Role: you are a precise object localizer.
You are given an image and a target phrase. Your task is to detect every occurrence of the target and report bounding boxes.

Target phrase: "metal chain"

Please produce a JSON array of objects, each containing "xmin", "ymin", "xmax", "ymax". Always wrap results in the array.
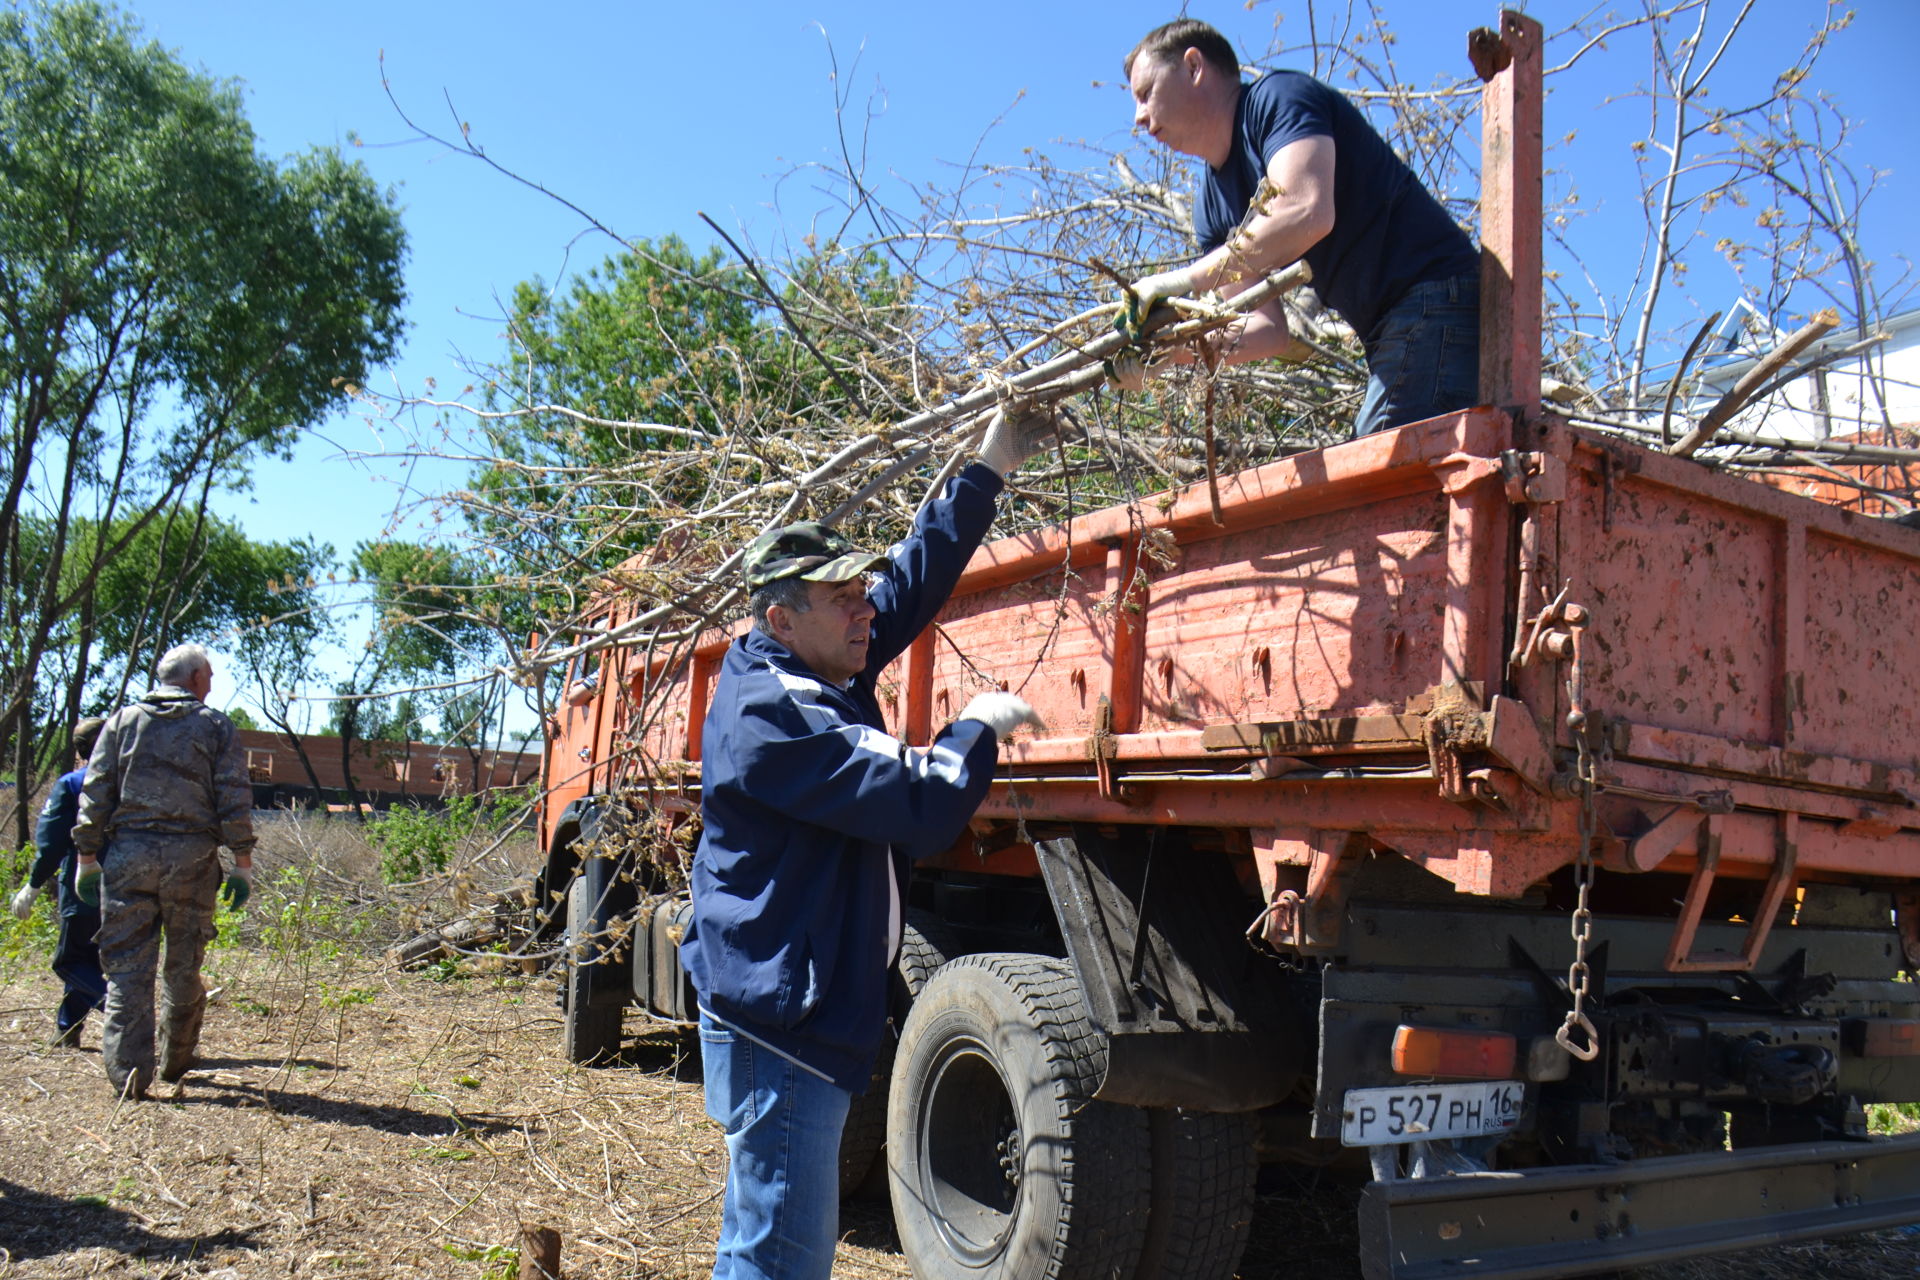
[{"xmin": 1556, "ymin": 608, "xmax": 1602, "ymax": 1062}]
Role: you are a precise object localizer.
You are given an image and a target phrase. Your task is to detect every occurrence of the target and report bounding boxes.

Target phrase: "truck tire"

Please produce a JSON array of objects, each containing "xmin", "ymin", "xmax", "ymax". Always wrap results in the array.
[
  {"xmin": 895, "ymin": 908, "xmax": 961, "ymax": 999},
  {"xmin": 1134, "ymin": 1108, "xmax": 1258, "ymax": 1280},
  {"xmin": 886, "ymin": 953, "xmax": 1151, "ymax": 1280},
  {"xmin": 839, "ymin": 915, "xmax": 954, "ymax": 1199},
  {"xmin": 562, "ymin": 876, "xmax": 622, "ymax": 1066}
]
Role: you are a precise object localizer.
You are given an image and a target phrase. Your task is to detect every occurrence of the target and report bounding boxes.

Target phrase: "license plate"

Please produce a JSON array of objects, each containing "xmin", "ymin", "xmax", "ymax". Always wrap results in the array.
[{"xmin": 1340, "ymin": 1081, "xmax": 1525, "ymax": 1147}]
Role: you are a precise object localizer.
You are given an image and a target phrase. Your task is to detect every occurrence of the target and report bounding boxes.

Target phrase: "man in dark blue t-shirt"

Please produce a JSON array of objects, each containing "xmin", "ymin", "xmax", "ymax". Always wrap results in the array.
[{"xmin": 1122, "ymin": 18, "xmax": 1482, "ymax": 436}]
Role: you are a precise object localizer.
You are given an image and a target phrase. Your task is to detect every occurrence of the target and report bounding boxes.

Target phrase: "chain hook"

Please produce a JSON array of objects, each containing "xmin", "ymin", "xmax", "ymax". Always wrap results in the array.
[{"xmin": 1556, "ymin": 601, "xmax": 1604, "ymax": 1063}]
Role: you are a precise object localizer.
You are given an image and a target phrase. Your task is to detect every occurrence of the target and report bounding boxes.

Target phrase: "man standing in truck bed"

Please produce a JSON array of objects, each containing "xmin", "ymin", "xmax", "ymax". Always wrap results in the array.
[
  {"xmin": 1122, "ymin": 17, "xmax": 1481, "ymax": 435},
  {"xmin": 681, "ymin": 409, "xmax": 1051, "ymax": 1280}
]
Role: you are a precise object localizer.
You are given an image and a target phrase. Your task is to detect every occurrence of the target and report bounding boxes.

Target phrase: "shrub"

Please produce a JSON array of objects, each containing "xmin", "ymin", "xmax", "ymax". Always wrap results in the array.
[
  {"xmin": 260, "ymin": 865, "xmax": 368, "ymax": 962},
  {"xmin": 0, "ymin": 845, "xmax": 58, "ymax": 970},
  {"xmin": 367, "ymin": 786, "xmax": 535, "ymax": 885},
  {"xmin": 368, "ymin": 804, "xmax": 463, "ymax": 884}
]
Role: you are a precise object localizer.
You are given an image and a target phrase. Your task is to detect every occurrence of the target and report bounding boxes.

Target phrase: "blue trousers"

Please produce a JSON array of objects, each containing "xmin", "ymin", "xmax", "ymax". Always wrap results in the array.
[
  {"xmin": 699, "ymin": 1010, "xmax": 851, "ymax": 1280},
  {"xmin": 53, "ymin": 902, "xmax": 107, "ymax": 1031},
  {"xmin": 1354, "ymin": 273, "xmax": 1482, "ymax": 437}
]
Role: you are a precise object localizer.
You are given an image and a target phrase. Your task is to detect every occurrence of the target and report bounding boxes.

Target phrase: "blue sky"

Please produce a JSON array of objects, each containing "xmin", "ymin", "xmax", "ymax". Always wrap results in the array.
[{"xmin": 108, "ymin": 0, "xmax": 1916, "ymax": 727}]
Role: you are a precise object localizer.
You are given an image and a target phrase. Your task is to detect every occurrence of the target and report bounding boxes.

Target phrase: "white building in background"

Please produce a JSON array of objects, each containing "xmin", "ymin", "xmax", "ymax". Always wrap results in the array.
[{"xmin": 1687, "ymin": 305, "xmax": 1920, "ymax": 443}]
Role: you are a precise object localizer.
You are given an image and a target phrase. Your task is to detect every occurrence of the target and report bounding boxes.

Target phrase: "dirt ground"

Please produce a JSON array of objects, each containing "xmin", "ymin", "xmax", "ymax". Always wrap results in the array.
[
  {"xmin": 2, "ymin": 822, "xmax": 1917, "ymax": 1279},
  {"xmin": 8, "ymin": 969, "xmax": 1918, "ymax": 1280}
]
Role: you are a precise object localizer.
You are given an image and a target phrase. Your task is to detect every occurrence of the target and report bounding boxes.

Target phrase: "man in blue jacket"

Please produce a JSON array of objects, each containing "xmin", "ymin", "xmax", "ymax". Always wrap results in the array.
[
  {"xmin": 682, "ymin": 408, "xmax": 1052, "ymax": 1280},
  {"xmin": 10, "ymin": 716, "xmax": 108, "ymax": 1047}
]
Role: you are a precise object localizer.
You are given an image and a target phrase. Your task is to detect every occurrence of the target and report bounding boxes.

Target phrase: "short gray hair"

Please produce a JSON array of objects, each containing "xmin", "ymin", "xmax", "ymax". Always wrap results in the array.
[
  {"xmin": 750, "ymin": 576, "xmax": 814, "ymax": 635},
  {"xmin": 155, "ymin": 642, "xmax": 212, "ymax": 686}
]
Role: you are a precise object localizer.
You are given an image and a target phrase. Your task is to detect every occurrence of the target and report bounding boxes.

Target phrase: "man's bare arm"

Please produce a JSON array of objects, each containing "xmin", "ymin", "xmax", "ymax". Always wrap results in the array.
[
  {"xmin": 1126, "ymin": 135, "xmax": 1334, "ymax": 368},
  {"xmin": 1205, "ymin": 134, "xmax": 1336, "ymax": 292},
  {"xmin": 1128, "ymin": 135, "xmax": 1336, "ymax": 312}
]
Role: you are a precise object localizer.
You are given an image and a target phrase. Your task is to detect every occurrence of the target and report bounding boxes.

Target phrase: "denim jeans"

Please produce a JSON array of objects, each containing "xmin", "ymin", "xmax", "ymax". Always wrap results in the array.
[
  {"xmin": 1353, "ymin": 273, "xmax": 1481, "ymax": 437},
  {"xmin": 700, "ymin": 1010, "xmax": 851, "ymax": 1280}
]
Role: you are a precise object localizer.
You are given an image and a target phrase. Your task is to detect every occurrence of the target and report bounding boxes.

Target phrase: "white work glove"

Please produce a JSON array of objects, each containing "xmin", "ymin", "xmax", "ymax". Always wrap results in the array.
[
  {"xmin": 976, "ymin": 406, "xmax": 1059, "ymax": 475},
  {"xmin": 1105, "ymin": 348, "xmax": 1154, "ymax": 393},
  {"xmin": 1117, "ymin": 265, "xmax": 1202, "ymax": 340},
  {"xmin": 222, "ymin": 861, "xmax": 254, "ymax": 911},
  {"xmin": 74, "ymin": 857, "xmax": 101, "ymax": 906},
  {"xmin": 957, "ymin": 692, "xmax": 1047, "ymax": 742},
  {"xmin": 10, "ymin": 881, "xmax": 40, "ymax": 920}
]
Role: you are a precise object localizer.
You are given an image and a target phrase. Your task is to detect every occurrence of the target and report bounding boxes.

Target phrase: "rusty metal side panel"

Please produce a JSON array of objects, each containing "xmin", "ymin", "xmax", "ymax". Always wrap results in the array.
[
  {"xmin": 1800, "ymin": 528, "xmax": 1920, "ymax": 769},
  {"xmin": 633, "ymin": 652, "xmax": 701, "ymax": 778},
  {"xmin": 1137, "ymin": 492, "xmax": 1453, "ymax": 729},
  {"xmin": 1567, "ymin": 460, "xmax": 1779, "ymax": 744},
  {"xmin": 916, "ymin": 554, "xmax": 1123, "ymax": 737},
  {"xmin": 907, "ymin": 482, "xmax": 1461, "ymax": 739},
  {"xmin": 1562, "ymin": 423, "xmax": 1920, "ymax": 780}
]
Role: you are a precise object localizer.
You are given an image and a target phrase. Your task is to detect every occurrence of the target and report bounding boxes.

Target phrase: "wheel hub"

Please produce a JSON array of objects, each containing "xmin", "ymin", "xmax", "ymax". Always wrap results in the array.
[{"xmin": 920, "ymin": 1038, "xmax": 1021, "ymax": 1265}]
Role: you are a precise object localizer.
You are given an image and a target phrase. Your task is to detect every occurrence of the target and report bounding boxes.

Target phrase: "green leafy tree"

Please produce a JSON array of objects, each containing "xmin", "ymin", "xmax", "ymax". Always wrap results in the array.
[
  {"xmin": 467, "ymin": 236, "xmax": 765, "ymax": 576},
  {"xmin": 327, "ymin": 540, "xmax": 491, "ymax": 815},
  {"xmin": 460, "ymin": 236, "xmax": 920, "ymax": 659},
  {"xmin": 0, "ymin": 0, "xmax": 406, "ymax": 841},
  {"xmin": 225, "ymin": 533, "xmax": 339, "ymax": 805},
  {"xmin": 20, "ymin": 507, "xmax": 333, "ymax": 758}
]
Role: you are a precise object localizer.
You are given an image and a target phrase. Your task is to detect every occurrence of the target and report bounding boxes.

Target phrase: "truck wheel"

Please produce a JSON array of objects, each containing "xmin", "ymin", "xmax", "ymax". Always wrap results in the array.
[
  {"xmin": 839, "ymin": 915, "xmax": 953, "ymax": 1199},
  {"xmin": 894, "ymin": 908, "xmax": 961, "ymax": 1001},
  {"xmin": 887, "ymin": 953, "xmax": 1150, "ymax": 1280},
  {"xmin": 1134, "ymin": 1108, "xmax": 1258, "ymax": 1280},
  {"xmin": 562, "ymin": 876, "xmax": 622, "ymax": 1066}
]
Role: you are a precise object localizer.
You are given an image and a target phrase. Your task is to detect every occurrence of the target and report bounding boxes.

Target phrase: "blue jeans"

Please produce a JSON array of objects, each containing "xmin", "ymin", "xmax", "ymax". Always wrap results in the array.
[
  {"xmin": 700, "ymin": 1010, "xmax": 851, "ymax": 1280},
  {"xmin": 1353, "ymin": 273, "xmax": 1481, "ymax": 437}
]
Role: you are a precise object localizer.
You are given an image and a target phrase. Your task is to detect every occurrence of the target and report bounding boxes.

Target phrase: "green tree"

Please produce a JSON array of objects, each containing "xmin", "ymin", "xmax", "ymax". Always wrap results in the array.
[
  {"xmin": 327, "ymin": 540, "xmax": 491, "ymax": 815},
  {"xmin": 225, "ymin": 533, "xmax": 339, "ymax": 806},
  {"xmin": 461, "ymin": 237, "xmax": 917, "ymax": 642},
  {"xmin": 467, "ymin": 237, "xmax": 764, "ymax": 576},
  {"xmin": 19, "ymin": 507, "xmax": 334, "ymax": 756},
  {"xmin": 0, "ymin": 1, "xmax": 407, "ymax": 841}
]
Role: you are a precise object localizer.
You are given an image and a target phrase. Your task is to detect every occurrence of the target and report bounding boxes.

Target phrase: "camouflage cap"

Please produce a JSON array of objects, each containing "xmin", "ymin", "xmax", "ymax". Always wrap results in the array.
[{"xmin": 743, "ymin": 521, "xmax": 887, "ymax": 591}]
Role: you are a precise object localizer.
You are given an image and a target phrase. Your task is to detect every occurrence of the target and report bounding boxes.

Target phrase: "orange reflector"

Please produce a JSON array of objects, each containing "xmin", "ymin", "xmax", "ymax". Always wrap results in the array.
[
  {"xmin": 1392, "ymin": 1025, "xmax": 1518, "ymax": 1080},
  {"xmin": 1846, "ymin": 1019, "xmax": 1920, "ymax": 1058}
]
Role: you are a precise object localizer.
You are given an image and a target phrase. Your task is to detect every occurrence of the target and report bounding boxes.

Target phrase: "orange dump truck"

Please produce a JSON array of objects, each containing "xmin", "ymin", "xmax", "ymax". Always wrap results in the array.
[{"xmin": 532, "ymin": 16, "xmax": 1920, "ymax": 1280}]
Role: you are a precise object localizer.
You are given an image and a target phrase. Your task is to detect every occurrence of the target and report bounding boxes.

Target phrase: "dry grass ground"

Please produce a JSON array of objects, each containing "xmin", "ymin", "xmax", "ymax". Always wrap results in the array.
[{"xmin": 2, "ymin": 815, "xmax": 1916, "ymax": 1279}]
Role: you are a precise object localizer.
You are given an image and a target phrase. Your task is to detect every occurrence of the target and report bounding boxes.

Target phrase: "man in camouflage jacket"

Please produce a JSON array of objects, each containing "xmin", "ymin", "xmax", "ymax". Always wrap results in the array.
[{"xmin": 71, "ymin": 643, "xmax": 255, "ymax": 1098}]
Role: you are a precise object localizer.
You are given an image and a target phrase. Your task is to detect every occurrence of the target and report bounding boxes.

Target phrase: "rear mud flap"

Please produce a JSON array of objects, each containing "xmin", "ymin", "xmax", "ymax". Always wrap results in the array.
[
  {"xmin": 1035, "ymin": 828, "xmax": 1301, "ymax": 1111},
  {"xmin": 1359, "ymin": 1134, "xmax": 1920, "ymax": 1280}
]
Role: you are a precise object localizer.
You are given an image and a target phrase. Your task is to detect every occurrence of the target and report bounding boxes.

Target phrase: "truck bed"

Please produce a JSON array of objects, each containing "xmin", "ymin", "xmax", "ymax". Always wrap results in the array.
[{"xmin": 603, "ymin": 409, "xmax": 1920, "ymax": 924}]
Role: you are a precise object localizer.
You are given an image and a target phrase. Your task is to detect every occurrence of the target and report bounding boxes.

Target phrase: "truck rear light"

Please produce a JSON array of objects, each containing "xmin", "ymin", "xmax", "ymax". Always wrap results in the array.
[
  {"xmin": 1844, "ymin": 1018, "xmax": 1920, "ymax": 1058},
  {"xmin": 1392, "ymin": 1025, "xmax": 1518, "ymax": 1080}
]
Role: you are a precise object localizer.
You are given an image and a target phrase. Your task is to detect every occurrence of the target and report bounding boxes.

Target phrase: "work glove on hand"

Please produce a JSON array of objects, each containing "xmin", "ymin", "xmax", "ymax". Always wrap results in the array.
[
  {"xmin": 976, "ymin": 405, "xmax": 1059, "ymax": 474},
  {"xmin": 74, "ymin": 858, "xmax": 101, "ymax": 907},
  {"xmin": 957, "ymin": 691, "xmax": 1047, "ymax": 742},
  {"xmin": 10, "ymin": 881, "xmax": 40, "ymax": 920},
  {"xmin": 221, "ymin": 863, "xmax": 254, "ymax": 911},
  {"xmin": 1115, "ymin": 265, "xmax": 1201, "ymax": 342},
  {"xmin": 1104, "ymin": 348, "xmax": 1152, "ymax": 394}
]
